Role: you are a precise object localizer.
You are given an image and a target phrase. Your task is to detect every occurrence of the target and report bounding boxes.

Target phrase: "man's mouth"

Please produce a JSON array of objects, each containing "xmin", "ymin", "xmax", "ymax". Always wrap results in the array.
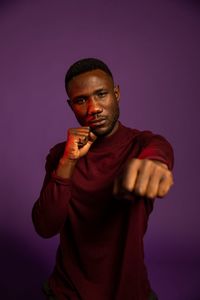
[{"xmin": 88, "ymin": 118, "xmax": 106, "ymax": 127}]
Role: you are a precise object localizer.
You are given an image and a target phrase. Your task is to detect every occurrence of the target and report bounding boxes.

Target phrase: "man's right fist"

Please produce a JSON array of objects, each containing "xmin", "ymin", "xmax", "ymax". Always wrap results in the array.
[{"xmin": 63, "ymin": 127, "xmax": 97, "ymax": 160}]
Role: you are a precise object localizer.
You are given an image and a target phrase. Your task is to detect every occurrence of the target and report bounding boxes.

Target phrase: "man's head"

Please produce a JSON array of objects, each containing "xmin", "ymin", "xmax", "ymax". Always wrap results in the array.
[
  {"xmin": 65, "ymin": 58, "xmax": 113, "ymax": 94},
  {"xmin": 65, "ymin": 58, "xmax": 120, "ymax": 137}
]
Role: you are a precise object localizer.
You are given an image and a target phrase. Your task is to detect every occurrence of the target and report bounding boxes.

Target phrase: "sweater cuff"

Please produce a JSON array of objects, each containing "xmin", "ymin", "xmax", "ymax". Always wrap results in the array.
[
  {"xmin": 51, "ymin": 171, "xmax": 72, "ymax": 185},
  {"xmin": 138, "ymin": 148, "xmax": 173, "ymax": 170}
]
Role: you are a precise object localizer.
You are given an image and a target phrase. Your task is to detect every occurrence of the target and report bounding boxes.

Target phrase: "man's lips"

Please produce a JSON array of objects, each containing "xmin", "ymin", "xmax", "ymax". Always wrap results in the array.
[{"xmin": 88, "ymin": 118, "xmax": 106, "ymax": 127}]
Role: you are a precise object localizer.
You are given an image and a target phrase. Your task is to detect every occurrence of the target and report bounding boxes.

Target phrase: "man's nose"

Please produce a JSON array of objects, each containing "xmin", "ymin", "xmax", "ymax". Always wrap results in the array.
[{"xmin": 87, "ymin": 97, "xmax": 103, "ymax": 115}]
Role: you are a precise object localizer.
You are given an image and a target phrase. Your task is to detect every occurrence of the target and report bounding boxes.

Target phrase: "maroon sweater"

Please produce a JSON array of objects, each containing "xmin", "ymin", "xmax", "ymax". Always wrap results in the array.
[{"xmin": 32, "ymin": 123, "xmax": 174, "ymax": 300}]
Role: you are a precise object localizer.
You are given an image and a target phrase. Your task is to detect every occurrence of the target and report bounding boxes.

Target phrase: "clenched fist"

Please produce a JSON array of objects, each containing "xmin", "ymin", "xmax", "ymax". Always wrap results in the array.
[
  {"xmin": 63, "ymin": 127, "xmax": 97, "ymax": 160},
  {"xmin": 113, "ymin": 158, "xmax": 174, "ymax": 199},
  {"xmin": 55, "ymin": 127, "xmax": 96, "ymax": 179}
]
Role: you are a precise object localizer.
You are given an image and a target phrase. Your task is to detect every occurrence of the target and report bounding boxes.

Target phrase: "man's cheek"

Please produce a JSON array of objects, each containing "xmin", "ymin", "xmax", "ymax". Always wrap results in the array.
[{"xmin": 75, "ymin": 114, "xmax": 86, "ymax": 125}]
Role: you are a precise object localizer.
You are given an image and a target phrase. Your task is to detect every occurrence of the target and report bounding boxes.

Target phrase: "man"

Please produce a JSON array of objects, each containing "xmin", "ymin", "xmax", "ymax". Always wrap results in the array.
[{"xmin": 32, "ymin": 58, "xmax": 174, "ymax": 300}]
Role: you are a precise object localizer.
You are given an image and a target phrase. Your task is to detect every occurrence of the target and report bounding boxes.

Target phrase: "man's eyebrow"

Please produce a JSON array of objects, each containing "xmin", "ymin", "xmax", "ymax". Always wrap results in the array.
[
  {"xmin": 72, "ymin": 88, "xmax": 108, "ymax": 101},
  {"xmin": 73, "ymin": 94, "xmax": 87, "ymax": 100},
  {"xmin": 94, "ymin": 88, "xmax": 108, "ymax": 93}
]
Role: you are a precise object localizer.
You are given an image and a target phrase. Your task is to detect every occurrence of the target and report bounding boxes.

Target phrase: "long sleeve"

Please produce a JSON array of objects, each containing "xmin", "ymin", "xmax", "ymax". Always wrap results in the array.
[
  {"xmin": 137, "ymin": 131, "xmax": 174, "ymax": 170},
  {"xmin": 32, "ymin": 143, "xmax": 72, "ymax": 238},
  {"xmin": 32, "ymin": 124, "xmax": 174, "ymax": 300}
]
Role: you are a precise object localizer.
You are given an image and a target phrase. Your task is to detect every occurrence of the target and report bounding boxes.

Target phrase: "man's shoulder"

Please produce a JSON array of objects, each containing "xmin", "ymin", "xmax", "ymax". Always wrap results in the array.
[
  {"xmin": 121, "ymin": 123, "xmax": 171, "ymax": 150},
  {"xmin": 49, "ymin": 141, "xmax": 66, "ymax": 157},
  {"xmin": 43, "ymin": 141, "xmax": 66, "ymax": 170},
  {"xmin": 50, "ymin": 141, "xmax": 66, "ymax": 152},
  {"xmin": 46, "ymin": 141, "xmax": 66, "ymax": 163},
  {"xmin": 120, "ymin": 123, "xmax": 153, "ymax": 140}
]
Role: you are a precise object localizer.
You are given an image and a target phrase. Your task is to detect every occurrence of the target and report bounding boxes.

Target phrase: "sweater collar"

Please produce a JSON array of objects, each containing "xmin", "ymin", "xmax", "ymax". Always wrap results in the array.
[{"xmin": 89, "ymin": 121, "xmax": 128, "ymax": 152}]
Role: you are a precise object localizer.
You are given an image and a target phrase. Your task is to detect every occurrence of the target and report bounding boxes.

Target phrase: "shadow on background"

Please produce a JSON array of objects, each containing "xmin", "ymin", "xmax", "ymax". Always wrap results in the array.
[
  {"xmin": 1, "ymin": 231, "xmax": 47, "ymax": 300},
  {"xmin": 0, "ymin": 0, "xmax": 17, "ymax": 6},
  {"xmin": 0, "ymin": 0, "xmax": 17, "ymax": 9},
  {"xmin": 173, "ymin": 0, "xmax": 200, "ymax": 10},
  {"xmin": 153, "ymin": 261, "xmax": 200, "ymax": 300},
  {"xmin": 2, "ymin": 230, "xmax": 200, "ymax": 300}
]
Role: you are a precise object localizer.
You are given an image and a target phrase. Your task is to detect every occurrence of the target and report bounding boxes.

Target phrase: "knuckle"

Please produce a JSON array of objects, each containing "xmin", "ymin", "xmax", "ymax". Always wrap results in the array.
[
  {"xmin": 133, "ymin": 158, "xmax": 143, "ymax": 167},
  {"xmin": 135, "ymin": 186, "xmax": 146, "ymax": 196},
  {"xmin": 144, "ymin": 159, "xmax": 153, "ymax": 167},
  {"xmin": 126, "ymin": 158, "xmax": 138, "ymax": 170},
  {"xmin": 147, "ymin": 191, "xmax": 156, "ymax": 198},
  {"xmin": 158, "ymin": 189, "xmax": 166, "ymax": 197},
  {"xmin": 142, "ymin": 159, "xmax": 154, "ymax": 173},
  {"xmin": 147, "ymin": 185, "xmax": 157, "ymax": 198},
  {"xmin": 163, "ymin": 171, "xmax": 173, "ymax": 184},
  {"xmin": 122, "ymin": 181, "xmax": 132, "ymax": 192}
]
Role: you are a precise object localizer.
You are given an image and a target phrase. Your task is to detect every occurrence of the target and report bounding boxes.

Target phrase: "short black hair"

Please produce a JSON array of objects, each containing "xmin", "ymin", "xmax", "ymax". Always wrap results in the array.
[{"xmin": 65, "ymin": 58, "xmax": 113, "ymax": 93}]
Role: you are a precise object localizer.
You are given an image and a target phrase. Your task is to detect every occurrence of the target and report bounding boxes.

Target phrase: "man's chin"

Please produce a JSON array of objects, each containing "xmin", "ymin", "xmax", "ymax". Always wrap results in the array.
[{"xmin": 90, "ymin": 124, "xmax": 115, "ymax": 137}]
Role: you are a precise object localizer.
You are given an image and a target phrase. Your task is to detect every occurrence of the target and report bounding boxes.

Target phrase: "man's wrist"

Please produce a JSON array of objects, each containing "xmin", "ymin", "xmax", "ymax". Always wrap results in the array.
[
  {"xmin": 55, "ymin": 157, "xmax": 77, "ymax": 179},
  {"xmin": 59, "ymin": 156, "xmax": 78, "ymax": 166}
]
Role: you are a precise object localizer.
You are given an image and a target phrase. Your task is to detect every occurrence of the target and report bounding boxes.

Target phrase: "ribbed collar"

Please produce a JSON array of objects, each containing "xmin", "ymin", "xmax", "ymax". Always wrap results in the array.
[{"xmin": 89, "ymin": 121, "xmax": 131, "ymax": 152}]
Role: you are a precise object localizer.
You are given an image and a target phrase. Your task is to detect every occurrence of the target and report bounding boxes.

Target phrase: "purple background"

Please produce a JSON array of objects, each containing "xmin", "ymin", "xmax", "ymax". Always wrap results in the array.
[{"xmin": 1, "ymin": 0, "xmax": 200, "ymax": 299}]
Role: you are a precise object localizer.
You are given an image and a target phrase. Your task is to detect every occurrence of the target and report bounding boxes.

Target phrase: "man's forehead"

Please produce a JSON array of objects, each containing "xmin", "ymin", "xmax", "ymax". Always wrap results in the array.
[{"xmin": 68, "ymin": 69, "xmax": 113, "ymax": 95}]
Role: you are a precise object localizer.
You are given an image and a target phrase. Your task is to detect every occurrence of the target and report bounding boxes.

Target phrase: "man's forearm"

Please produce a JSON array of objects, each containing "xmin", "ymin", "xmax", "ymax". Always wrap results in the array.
[
  {"xmin": 32, "ymin": 177, "xmax": 72, "ymax": 238},
  {"xmin": 55, "ymin": 157, "xmax": 77, "ymax": 179}
]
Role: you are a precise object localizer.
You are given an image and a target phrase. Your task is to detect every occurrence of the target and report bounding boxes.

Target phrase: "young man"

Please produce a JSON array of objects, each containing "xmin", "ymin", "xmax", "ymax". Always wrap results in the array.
[{"xmin": 32, "ymin": 58, "xmax": 174, "ymax": 300}]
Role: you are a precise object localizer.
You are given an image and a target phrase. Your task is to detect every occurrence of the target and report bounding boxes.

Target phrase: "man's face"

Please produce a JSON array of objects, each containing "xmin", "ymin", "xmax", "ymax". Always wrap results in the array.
[{"xmin": 67, "ymin": 69, "xmax": 120, "ymax": 137}]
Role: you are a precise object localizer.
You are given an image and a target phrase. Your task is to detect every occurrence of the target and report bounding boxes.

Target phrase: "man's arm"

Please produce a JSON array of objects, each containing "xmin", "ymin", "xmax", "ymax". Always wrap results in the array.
[
  {"xmin": 32, "ymin": 148, "xmax": 73, "ymax": 238},
  {"xmin": 113, "ymin": 132, "xmax": 174, "ymax": 200},
  {"xmin": 32, "ymin": 127, "xmax": 96, "ymax": 238}
]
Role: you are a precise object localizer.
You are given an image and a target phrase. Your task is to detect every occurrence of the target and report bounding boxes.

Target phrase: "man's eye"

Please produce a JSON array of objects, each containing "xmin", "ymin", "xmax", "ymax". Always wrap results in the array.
[
  {"xmin": 74, "ymin": 98, "xmax": 86, "ymax": 105},
  {"xmin": 97, "ymin": 91, "xmax": 107, "ymax": 98}
]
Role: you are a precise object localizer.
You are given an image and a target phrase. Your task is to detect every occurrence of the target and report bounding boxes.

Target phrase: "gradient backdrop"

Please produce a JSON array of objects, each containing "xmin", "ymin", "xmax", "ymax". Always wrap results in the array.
[{"xmin": 1, "ymin": 0, "xmax": 200, "ymax": 299}]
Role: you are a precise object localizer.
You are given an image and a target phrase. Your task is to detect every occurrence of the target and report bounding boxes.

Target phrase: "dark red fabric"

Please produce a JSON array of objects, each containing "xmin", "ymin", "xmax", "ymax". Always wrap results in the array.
[{"xmin": 32, "ymin": 123, "xmax": 173, "ymax": 300}]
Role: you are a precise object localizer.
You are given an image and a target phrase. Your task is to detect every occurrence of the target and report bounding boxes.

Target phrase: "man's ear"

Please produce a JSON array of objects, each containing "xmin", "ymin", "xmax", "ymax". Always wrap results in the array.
[{"xmin": 114, "ymin": 85, "xmax": 120, "ymax": 102}]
